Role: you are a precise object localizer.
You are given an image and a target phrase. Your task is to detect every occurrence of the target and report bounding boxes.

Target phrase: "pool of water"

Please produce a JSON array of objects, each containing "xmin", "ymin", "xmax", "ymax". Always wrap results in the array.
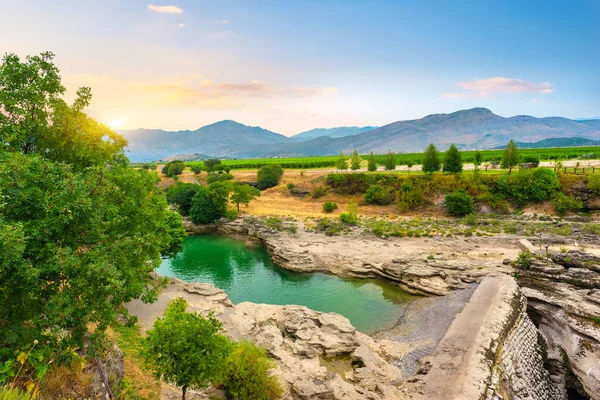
[{"xmin": 157, "ymin": 235, "xmax": 415, "ymax": 333}]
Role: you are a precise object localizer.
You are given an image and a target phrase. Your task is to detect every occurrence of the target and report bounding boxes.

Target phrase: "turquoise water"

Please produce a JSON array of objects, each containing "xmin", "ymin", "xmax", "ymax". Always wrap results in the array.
[{"xmin": 157, "ymin": 235, "xmax": 415, "ymax": 333}]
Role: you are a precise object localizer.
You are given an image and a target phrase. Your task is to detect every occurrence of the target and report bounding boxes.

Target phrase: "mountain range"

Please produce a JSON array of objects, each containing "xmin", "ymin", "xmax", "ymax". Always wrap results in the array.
[{"xmin": 119, "ymin": 108, "xmax": 600, "ymax": 162}]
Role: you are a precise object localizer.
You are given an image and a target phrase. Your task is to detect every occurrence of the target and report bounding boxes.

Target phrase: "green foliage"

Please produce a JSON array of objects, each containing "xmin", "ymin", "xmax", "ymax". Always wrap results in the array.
[
  {"xmin": 212, "ymin": 163, "xmax": 231, "ymax": 173},
  {"xmin": 521, "ymin": 155, "xmax": 540, "ymax": 167},
  {"xmin": 230, "ymin": 183, "xmax": 260, "ymax": 211},
  {"xmin": 256, "ymin": 164, "xmax": 283, "ymax": 190},
  {"xmin": 367, "ymin": 152, "xmax": 377, "ymax": 172},
  {"xmin": 397, "ymin": 186, "xmax": 423, "ymax": 211},
  {"xmin": 474, "ymin": 151, "xmax": 482, "ymax": 167},
  {"xmin": 383, "ymin": 150, "xmax": 396, "ymax": 171},
  {"xmin": 322, "ymin": 201, "xmax": 338, "ymax": 213},
  {"xmin": 551, "ymin": 193, "xmax": 583, "ymax": 215},
  {"xmin": 515, "ymin": 250, "xmax": 533, "ymax": 270},
  {"xmin": 263, "ymin": 217, "xmax": 297, "ymax": 233},
  {"xmin": 498, "ymin": 168, "xmax": 560, "ymax": 203},
  {"xmin": 166, "ymin": 183, "xmax": 202, "ymax": 216},
  {"xmin": 444, "ymin": 190, "xmax": 475, "ymax": 216},
  {"xmin": 190, "ymin": 182, "xmax": 231, "ymax": 224},
  {"xmin": 206, "ymin": 172, "xmax": 233, "ymax": 184},
  {"xmin": 163, "ymin": 160, "xmax": 185, "ymax": 177},
  {"xmin": 501, "ymin": 140, "xmax": 520, "ymax": 172},
  {"xmin": 336, "ymin": 152, "xmax": 347, "ymax": 170},
  {"xmin": 443, "ymin": 144, "xmax": 463, "ymax": 174},
  {"xmin": 0, "ymin": 387, "xmax": 30, "ymax": 400},
  {"xmin": 339, "ymin": 212, "xmax": 358, "ymax": 225},
  {"xmin": 287, "ymin": 183, "xmax": 295, "ymax": 190},
  {"xmin": 422, "ymin": 143, "xmax": 441, "ymax": 174},
  {"xmin": 587, "ymin": 174, "xmax": 600, "ymax": 196},
  {"xmin": 190, "ymin": 165, "xmax": 203, "ymax": 174},
  {"xmin": 203, "ymin": 159, "xmax": 222, "ymax": 172},
  {"xmin": 405, "ymin": 159, "xmax": 415, "ymax": 172},
  {"xmin": 0, "ymin": 52, "xmax": 185, "ymax": 381},
  {"xmin": 311, "ymin": 185, "xmax": 328, "ymax": 198},
  {"xmin": 225, "ymin": 209, "xmax": 239, "ymax": 221},
  {"xmin": 142, "ymin": 298, "xmax": 233, "ymax": 399},
  {"xmin": 223, "ymin": 341, "xmax": 283, "ymax": 400},
  {"xmin": 364, "ymin": 185, "xmax": 395, "ymax": 205},
  {"xmin": 314, "ymin": 219, "xmax": 349, "ymax": 236},
  {"xmin": 350, "ymin": 150, "xmax": 362, "ymax": 170}
]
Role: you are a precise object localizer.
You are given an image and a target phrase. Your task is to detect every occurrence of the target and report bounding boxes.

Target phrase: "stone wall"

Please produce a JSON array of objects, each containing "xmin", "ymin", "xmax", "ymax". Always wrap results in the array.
[{"xmin": 489, "ymin": 301, "xmax": 560, "ymax": 400}]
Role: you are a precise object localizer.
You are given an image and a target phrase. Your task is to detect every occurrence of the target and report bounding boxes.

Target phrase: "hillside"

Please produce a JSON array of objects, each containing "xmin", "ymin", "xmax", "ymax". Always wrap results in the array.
[
  {"xmin": 291, "ymin": 126, "xmax": 377, "ymax": 141},
  {"xmin": 121, "ymin": 109, "xmax": 600, "ymax": 161}
]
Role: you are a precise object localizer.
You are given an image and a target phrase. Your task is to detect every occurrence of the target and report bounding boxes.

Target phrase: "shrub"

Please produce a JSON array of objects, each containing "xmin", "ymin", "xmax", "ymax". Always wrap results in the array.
[
  {"xmin": 311, "ymin": 185, "xmax": 328, "ymax": 198},
  {"xmin": 257, "ymin": 164, "xmax": 283, "ymax": 190},
  {"xmin": 223, "ymin": 341, "xmax": 283, "ymax": 400},
  {"xmin": 287, "ymin": 183, "xmax": 295, "ymax": 190},
  {"xmin": 204, "ymin": 159, "xmax": 222, "ymax": 172},
  {"xmin": 322, "ymin": 201, "xmax": 338, "ymax": 213},
  {"xmin": 461, "ymin": 213, "xmax": 478, "ymax": 226},
  {"xmin": 314, "ymin": 219, "xmax": 348, "ymax": 236},
  {"xmin": 587, "ymin": 174, "xmax": 600, "ymax": 196},
  {"xmin": 397, "ymin": 187, "xmax": 423, "ymax": 211},
  {"xmin": 190, "ymin": 165, "xmax": 203, "ymax": 174},
  {"xmin": 364, "ymin": 184, "xmax": 395, "ymax": 205},
  {"xmin": 444, "ymin": 190, "xmax": 475, "ymax": 217},
  {"xmin": 551, "ymin": 193, "xmax": 583, "ymax": 215},
  {"xmin": 207, "ymin": 172, "xmax": 233, "ymax": 184},
  {"xmin": 190, "ymin": 182, "xmax": 230, "ymax": 224},
  {"xmin": 498, "ymin": 168, "xmax": 559, "ymax": 203},
  {"xmin": 225, "ymin": 209, "xmax": 239, "ymax": 221},
  {"xmin": 515, "ymin": 250, "xmax": 533, "ymax": 269},
  {"xmin": 339, "ymin": 212, "xmax": 358, "ymax": 225}
]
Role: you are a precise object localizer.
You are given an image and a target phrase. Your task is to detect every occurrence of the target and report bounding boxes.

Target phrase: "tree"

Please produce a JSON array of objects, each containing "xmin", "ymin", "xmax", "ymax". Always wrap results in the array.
[
  {"xmin": 166, "ymin": 183, "xmax": 202, "ymax": 215},
  {"xmin": 474, "ymin": 151, "xmax": 482, "ymax": 170},
  {"xmin": 367, "ymin": 152, "xmax": 377, "ymax": 172},
  {"xmin": 384, "ymin": 150, "xmax": 396, "ymax": 171},
  {"xmin": 256, "ymin": 164, "xmax": 283, "ymax": 190},
  {"xmin": 422, "ymin": 143, "xmax": 441, "ymax": 174},
  {"xmin": 190, "ymin": 182, "xmax": 231, "ymax": 224},
  {"xmin": 0, "ymin": 53, "xmax": 185, "ymax": 380},
  {"xmin": 142, "ymin": 298, "xmax": 233, "ymax": 400},
  {"xmin": 336, "ymin": 152, "xmax": 347, "ymax": 171},
  {"xmin": 163, "ymin": 160, "xmax": 185, "ymax": 177},
  {"xmin": 190, "ymin": 165, "xmax": 203, "ymax": 174},
  {"xmin": 406, "ymin": 159, "xmax": 415, "ymax": 173},
  {"xmin": 204, "ymin": 159, "xmax": 222, "ymax": 172},
  {"xmin": 350, "ymin": 150, "xmax": 362, "ymax": 170},
  {"xmin": 364, "ymin": 185, "xmax": 395, "ymax": 205},
  {"xmin": 443, "ymin": 144, "xmax": 463, "ymax": 174},
  {"xmin": 501, "ymin": 139, "xmax": 520, "ymax": 174},
  {"xmin": 231, "ymin": 183, "xmax": 261, "ymax": 212}
]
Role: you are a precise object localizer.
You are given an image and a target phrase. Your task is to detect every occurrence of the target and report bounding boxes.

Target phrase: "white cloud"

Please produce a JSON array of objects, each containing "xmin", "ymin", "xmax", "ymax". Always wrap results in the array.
[
  {"xmin": 444, "ymin": 76, "xmax": 555, "ymax": 98},
  {"xmin": 147, "ymin": 5, "xmax": 183, "ymax": 14}
]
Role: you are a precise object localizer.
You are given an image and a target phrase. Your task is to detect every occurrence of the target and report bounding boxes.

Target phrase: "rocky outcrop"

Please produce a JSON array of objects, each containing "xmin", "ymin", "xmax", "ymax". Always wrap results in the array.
[
  {"xmin": 182, "ymin": 217, "xmax": 519, "ymax": 296},
  {"xmin": 127, "ymin": 278, "xmax": 407, "ymax": 400},
  {"xmin": 515, "ymin": 247, "xmax": 600, "ymax": 399},
  {"xmin": 85, "ymin": 344, "xmax": 125, "ymax": 399},
  {"xmin": 401, "ymin": 276, "xmax": 559, "ymax": 400}
]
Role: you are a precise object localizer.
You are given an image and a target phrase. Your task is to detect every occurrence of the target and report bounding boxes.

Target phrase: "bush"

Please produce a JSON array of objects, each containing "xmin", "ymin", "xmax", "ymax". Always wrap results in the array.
[
  {"xmin": 397, "ymin": 186, "xmax": 423, "ymax": 211},
  {"xmin": 364, "ymin": 185, "xmax": 395, "ymax": 205},
  {"xmin": 166, "ymin": 183, "xmax": 202, "ymax": 216},
  {"xmin": 311, "ymin": 185, "xmax": 327, "ymax": 198},
  {"xmin": 587, "ymin": 174, "xmax": 600, "ymax": 196},
  {"xmin": 444, "ymin": 190, "xmax": 475, "ymax": 217},
  {"xmin": 190, "ymin": 165, "xmax": 203, "ymax": 174},
  {"xmin": 498, "ymin": 168, "xmax": 560, "ymax": 203},
  {"xmin": 223, "ymin": 341, "xmax": 283, "ymax": 400},
  {"xmin": 257, "ymin": 164, "xmax": 283, "ymax": 190},
  {"xmin": 162, "ymin": 160, "xmax": 185, "ymax": 177},
  {"xmin": 322, "ymin": 201, "xmax": 338, "ymax": 213},
  {"xmin": 314, "ymin": 219, "xmax": 348, "ymax": 236},
  {"xmin": 339, "ymin": 212, "xmax": 358, "ymax": 225},
  {"xmin": 551, "ymin": 193, "xmax": 583, "ymax": 215},
  {"xmin": 287, "ymin": 183, "xmax": 295, "ymax": 190},
  {"xmin": 225, "ymin": 209, "xmax": 239, "ymax": 221},
  {"xmin": 207, "ymin": 172, "xmax": 233, "ymax": 184},
  {"xmin": 204, "ymin": 159, "xmax": 222, "ymax": 172}
]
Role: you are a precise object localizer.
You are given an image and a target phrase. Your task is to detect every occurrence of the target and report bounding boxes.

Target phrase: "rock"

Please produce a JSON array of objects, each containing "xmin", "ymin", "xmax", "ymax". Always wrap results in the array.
[{"xmin": 85, "ymin": 344, "xmax": 124, "ymax": 399}]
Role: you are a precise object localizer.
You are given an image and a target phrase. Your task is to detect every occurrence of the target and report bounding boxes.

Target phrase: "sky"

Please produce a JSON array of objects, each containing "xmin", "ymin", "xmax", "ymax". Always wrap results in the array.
[{"xmin": 1, "ymin": 0, "xmax": 599, "ymax": 135}]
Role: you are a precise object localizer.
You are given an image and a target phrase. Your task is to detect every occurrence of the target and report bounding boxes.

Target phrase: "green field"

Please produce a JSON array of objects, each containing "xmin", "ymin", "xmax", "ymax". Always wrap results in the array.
[{"xmin": 134, "ymin": 146, "xmax": 600, "ymax": 170}]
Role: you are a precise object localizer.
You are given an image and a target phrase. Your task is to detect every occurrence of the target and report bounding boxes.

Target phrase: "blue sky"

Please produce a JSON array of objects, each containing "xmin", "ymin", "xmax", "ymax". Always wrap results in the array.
[{"xmin": 1, "ymin": 0, "xmax": 598, "ymax": 134}]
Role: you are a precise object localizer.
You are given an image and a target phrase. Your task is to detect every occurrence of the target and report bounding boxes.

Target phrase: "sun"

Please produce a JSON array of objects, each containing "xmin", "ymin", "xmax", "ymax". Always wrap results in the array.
[{"xmin": 108, "ymin": 118, "xmax": 126, "ymax": 129}]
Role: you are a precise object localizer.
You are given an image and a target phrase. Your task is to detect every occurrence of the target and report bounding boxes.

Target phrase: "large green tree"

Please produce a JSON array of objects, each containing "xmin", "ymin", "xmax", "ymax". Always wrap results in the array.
[
  {"xmin": 384, "ymin": 150, "xmax": 396, "ymax": 171},
  {"xmin": 256, "ymin": 164, "xmax": 283, "ymax": 190},
  {"xmin": 350, "ymin": 150, "xmax": 362, "ymax": 170},
  {"xmin": 190, "ymin": 182, "xmax": 231, "ymax": 224},
  {"xmin": 0, "ymin": 52, "xmax": 185, "ymax": 381},
  {"xmin": 422, "ymin": 143, "xmax": 441, "ymax": 174},
  {"xmin": 367, "ymin": 152, "xmax": 377, "ymax": 172},
  {"xmin": 335, "ymin": 152, "xmax": 347, "ymax": 171},
  {"xmin": 230, "ymin": 183, "xmax": 260, "ymax": 212},
  {"xmin": 501, "ymin": 139, "xmax": 520, "ymax": 174},
  {"xmin": 142, "ymin": 298, "xmax": 233, "ymax": 400},
  {"xmin": 443, "ymin": 144, "xmax": 463, "ymax": 174},
  {"xmin": 166, "ymin": 183, "xmax": 202, "ymax": 216}
]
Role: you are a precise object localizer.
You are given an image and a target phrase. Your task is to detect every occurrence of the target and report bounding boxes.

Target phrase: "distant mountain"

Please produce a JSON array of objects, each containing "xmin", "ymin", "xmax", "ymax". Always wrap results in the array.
[
  {"xmin": 493, "ymin": 137, "xmax": 600, "ymax": 149},
  {"xmin": 120, "ymin": 120, "xmax": 288, "ymax": 162},
  {"xmin": 157, "ymin": 153, "xmax": 215, "ymax": 162},
  {"xmin": 291, "ymin": 126, "xmax": 377, "ymax": 142},
  {"xmin": 121, "ymin": 109, "xmax": 600, "ymax": 161}
]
